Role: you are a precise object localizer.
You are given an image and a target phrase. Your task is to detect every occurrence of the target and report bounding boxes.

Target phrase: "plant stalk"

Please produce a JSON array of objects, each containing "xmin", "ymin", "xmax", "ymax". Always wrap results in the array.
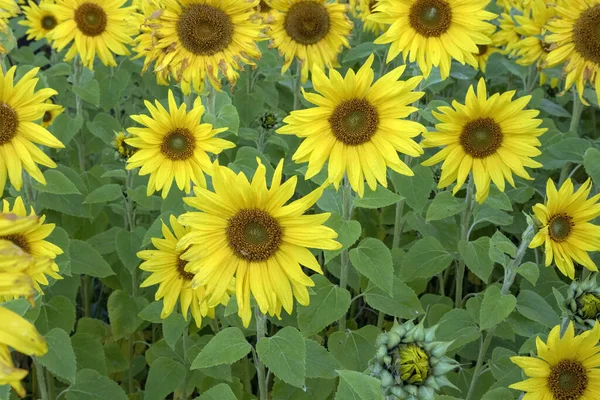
[
  {"xmin": 253, "ymin": 308, "xmax": 268, "ymax": 400},
  {"xmin": 338, "ymin": 177, "xmax": 353, "ymax": 331},
  {"xmin": 455, "ymin": 176, "xmax": 475, "ymax": 308},
  {"xmin": 34, "ymin": 359, "xmax": 49, "ymax": 400},
  {"xmin": 559, "ymin": 90, "xmax": 585, "ymax": 185},
  {"xmin": 293, "ymin": 62, "xmax": 302, "ymax": 110}
]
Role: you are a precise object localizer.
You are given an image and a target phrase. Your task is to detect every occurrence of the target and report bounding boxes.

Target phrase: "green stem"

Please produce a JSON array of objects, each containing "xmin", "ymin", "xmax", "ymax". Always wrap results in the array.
[
  {"xmin": 46, "ymin": 369, "xmax": 55, "ymax": 400},
  {"xmin": 338, "ymin": 177, "xmax": 353, "ymax": 331},
  {"xmin": 560, "ymin": 90, "xmax": 585, "ymax": 185},
  {"xmin": 455, "ymin": 176, "xmax": 475, "ymax": 308},
  {"xmin": 205, "ymin": 84, "xmax": 216, "ymax": 116},
  {"xmin": 73, "ymin": 56, "xmax": 85, "ymax": 172},
  {"xmin": 253, "ymin": 308, "xmax": 268, "ymax": 400},
  {"xmin": 22, "ymin": 171, "xmax": 35, "ymax": 208},
  {"xmin": 82, "ymin": 275, "xmax": 91, "ymax": 318},
  {"xmin": 293, "ymin": 62, "xmax": 302, "ymax": 110},
  {"xmin": 465, "ymin": 331, "xmax": 494, "ymax": 400},
  {"xmin": 182, "ymin": 326, "xmax": 190, "ymax": 399},
  {"xmin": 34, "ymin": 359, "xmax": 49, "ymax": 400},
  {"xmin": 127, "ymin": 336, "xmax": 135, "ymax": 394}
]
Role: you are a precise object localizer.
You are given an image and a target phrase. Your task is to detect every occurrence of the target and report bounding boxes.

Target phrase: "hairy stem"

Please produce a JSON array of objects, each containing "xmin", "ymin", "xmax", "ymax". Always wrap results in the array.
[
  {"xmin": 254, "ymin": 308, "xmax": 268, "ymax": 400},
  {"xmin": 560, "ymin": 90, "xmax": 585, "ymax": 185},
  {"xmin": 34, "ymin": 359, "xmax": 49, "ymax": 400},
  {"xmin": 455, "ymin": 176, "xmax": 475, "ymax": 308},
  {"xmin": 338, "ymin": 177, "xmax": 353, "ymax": 331}
]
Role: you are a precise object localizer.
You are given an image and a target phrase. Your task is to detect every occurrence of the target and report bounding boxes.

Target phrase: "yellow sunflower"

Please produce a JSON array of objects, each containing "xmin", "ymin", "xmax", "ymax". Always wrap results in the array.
[
  {"xmin": 469, "ymin": 43, "xmax": 500, "ymax": 73},
  {"xmin": 136, "ymin": 0, "xmax": 264, "ymax": 95},
  {"xmin": 510, "ymin": 322, "xmax": 600, "ymax": 399},
  {"xmin": 0, "ymin": 307, "xmax": 47, "ymax": 398},
  {"xmin": 529, "ymin": 179, "xmax": 600, "ymax": 280},
  {"xmin": 359, "ymin": 0, "xmax": 386, "ymax": 35},
  {"xmin": 113, "ymin": 131, "xmax": 135, "ymax": 160},
  {"xmin": 0, "ymin": 240, "xmax": 39, "ymax": 301},
  {"xmin": 18, "ymin": 0, "xmax": 61, "ymax": 41},
  {"xmin": 0, "ymin": 0, "xmax": 19, "ymax": 29},
  {"xmin": 370, "ymin": 0, "xmax": 496, "ymax": 80},
  {"xmin": 125, "ymin": 90, "xmax": 235, "ymax": 198},
  {"xmin": 493, "ymin": 11, "xmax": 521, "ymax": 57},
  {"xmin": 47, "ymin": 0, "xmax": 138, "ymax": 69},
  {"xmin": 277, "ymin": 55, "xmax": 426, "ymax": 197},
  {"xmin": 177, "ymin": 159, "xmax": 341, "ymax": 327},
  {"xmin": 255, "ymin": 0, "xmax": 277, "ymax": 22},
  {"xmin": 41, "ymin": 99, "xmax": 64, "ymax": 128},
  {"xmin": 0, "ymin": 197, "xmax": 63, "ymax": 297},
  {"xmin": 0, "ymin": 66, "xmax": 64, "ymax": 194},
  {"xmin": 421, "ymin": 78, "xmax": 546, "ymax": 203},
  {"xmin": 545, "ymin": 0, "xmax": 600, "ymax": 105},
  {"xmin": 138, "ymin": 215, "xmax": 228, "ymax": 328},
  {"xmin": 268, "ymin": 0, "xmax": 352, "ymax": 83}
]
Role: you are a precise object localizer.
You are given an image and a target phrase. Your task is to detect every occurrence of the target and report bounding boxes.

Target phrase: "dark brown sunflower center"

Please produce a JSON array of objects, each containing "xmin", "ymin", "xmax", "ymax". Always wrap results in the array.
[
  {"xmin": 160, "ymin": 128, "xmax": 195, "ymax": 161},
  {"xmin": 41, "ymin": 15, "xmax": 57, "ymax": 31},
  {"xmin": 226, "ymin": 209, "xmax": 282, "ymax": 262},
  {"xmin": 284, "ymin": 1, "xmax": 331, "ymax": 45},
  {"xmin": 0, "ymin": 234, "xmax": 31, "ymax": 254},
  {"xmin": 573, "ymin": 4, "xmax": 600, "ymax": 64},
  {"xmin": 177, "ymin": 4, "xmax": 234, "ymax": 56},
  {"xmin": 409, "ymin": 0, "xmax": 452, "ymax": 37},
  {"xmin": 477, "ymin": 44, "xmax": 488, "ymax": 56},
  {"xmin": 43, "ymin": 111, "xmax": 52, "ymax": 123},
  {"xmin": 258, "ymin": 0, "xmax": 272, "ymax": 13},
  {"xmin": 459, "ymin": 117, "xmax": 503, "ymax": 158},
  {"xmin": 369, "ymin": 0, "xmax": 378, "ymax": 13},
  {"xmin": 548, "ymin": 360, "xmax": 588, "ymax": 400},
  {"xmin": 329, "ymin": 99, "xmax": 379, "ymax": 146},
  {"xmin": 177, "ymin": 258, "xmax": 194, "ymax": 281},
  {"xmin": 74, "ymin": 3, "xmax": 107, "ymax": 37},
  {"xmin": 577, "ymin": 292, "xmax": 600, "ymax": 319},
  {"xmin": 548, "ymin": 213, "xmax": 573, "ymax": 242},
  {"xmin": 0, "ymin": 103, "xmax": 19, "ymax": 145}
]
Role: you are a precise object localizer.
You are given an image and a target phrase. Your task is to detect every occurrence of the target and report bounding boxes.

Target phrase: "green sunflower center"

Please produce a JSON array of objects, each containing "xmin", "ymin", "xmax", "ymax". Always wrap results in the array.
[
  {"xmin": 284, "ymin": 1, "xmax": 331, "ymax": 45},
  {"xmin": 177, "ymin": 3, "xmax": 234, "ymax": 56},
  {"xmin": 409, "ymin": 0, "xmax": 452, "ymax": 38},
  {"xmin": 396, "ymin": 344, "xmax": 430, "ymax": 385},
  {"xmin": 0, "ymin": 234, "xmax": 31, "ymax": 254},
  {"xmin": 258, "ymin": 0, "xmax": 272, "ymax": 13},
  {"xmin": 0, "ymin": 103, "xmax": 19, "ymax": 145},
  {"xmin": 459, "ymin": 117, "xmax": 503, "ymax": 158},
  {"xmin": 477, "ymin": 44, "xmax": 488, "ymax": 56},
  {"xmin": 329, "ymin": 98, "xmax": 379, "ymax": 146},
  {"xmin": 160, "ymin": 128, "xmax": 196, "ymax": 161},
  {"xmin": 577, "ymin": 292, "xmax": 600, "ymax": 319},
  {"xmin": 74, "ymin": 3, "xmax": 107, "ymax": 37},
  {"xmin": 41, "ymin": 15, "xmax": 57, "ymax": 31},
  {"xmin": 226, "ymin": 209, "xmax": 283, "ymax": 262},
  {"xmin": 548, "ymin": 213, "xmax": 573, "ymax": 242},
  {"xmin": 573, "ymin": 4, "xmax": 600, "ymax": 64},
  {"xmin": 177, "ymin": 258, "xmax": 194, "ymax": 281},
  {"xmin": 548, "ymin": 360, "xmax": 588, "ymax": 400}
]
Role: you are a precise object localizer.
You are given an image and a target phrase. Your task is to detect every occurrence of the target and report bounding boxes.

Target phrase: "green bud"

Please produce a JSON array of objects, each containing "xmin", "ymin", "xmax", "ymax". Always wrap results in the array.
[{"xmin": 387, "ymin": 332, "xmax": 402, "ymax": 349}]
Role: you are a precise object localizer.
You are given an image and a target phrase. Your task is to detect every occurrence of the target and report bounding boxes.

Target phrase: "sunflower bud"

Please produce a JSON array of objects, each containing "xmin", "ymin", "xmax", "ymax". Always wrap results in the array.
[
  {"xmin": 565, "ymin": 275, "xmax": 600, "ymax": 330},
  {"xmin": 369, "ymin": 320, "xmax": 459, "ymax": 399}
]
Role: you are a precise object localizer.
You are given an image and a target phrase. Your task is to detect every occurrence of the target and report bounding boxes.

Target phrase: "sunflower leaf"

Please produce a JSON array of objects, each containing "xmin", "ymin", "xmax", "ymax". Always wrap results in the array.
[
  {"xmin": 190, "ymin": 327, "xmax": 252, "ymax": 369},
  {"xmin": 256, "ymin": 327, "xmax": 306, "ymax": 389}
]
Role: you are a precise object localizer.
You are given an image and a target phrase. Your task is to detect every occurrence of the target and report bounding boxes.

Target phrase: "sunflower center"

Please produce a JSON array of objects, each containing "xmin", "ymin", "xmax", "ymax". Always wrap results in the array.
[
  {"xmin": 459, "ymin": 117, "xmax": 503, "ymax": 158},
  {"xmin": 573, "ymin": 4, "xmax": 600, "ymax": 64},
  {"xmin": 160, "ymin": 128, "xmax": 195, "ymax": 161},
  {"xmin": 0, "ymin": 103, "xmax": 19, "ymax": 145},
  {"xmin": 409, "ymin": 0, "xmax": 452, "ymax": 37},
  {"xmin": 177, "ymin": 258, "xmax": 194, "ymax": 281},
  {"xmin": 369, "ymin": 0, "xmax": 377, "ymax": 12},
  {"xmin": 477, "ymin": 44, "xmax": 488, "ymax": 56},
  {"xmin": 284, "ymin": 1, "xmax": 331, "ymax": 45},
  {"xmin": 258, "ymin": 0, "xmax": 272, "ymax": 13},
  {"xmin": 329, "ymin": 99, "xmax": 379, "ymax": 146},
  {"xmin": 74, "ymin": 3, "xmax": 107, "ymax": 37},
  {"xmin": 41, "ymin": 15, "xmax": 57, "ymax": 31},
  {"xmin": 548, "ymin": 360, "xmax": 588, "ymax": 400},
  {"xmin": 226, "ymin": 209, "xmax": 283, "ymax": 262},
  {"xmin": 0, "ymin": 234, "xmax": 31, "ymax": 254},
  {"xmin": 177, "ymin": 4, "xmax": 234, "ymax": 56},
  {"xmin": 396, "ymin": 344, "xmax": 430, "ymax": 385},
  {"xmin": 43, "ymin": 111, "xmax": 52, "ymax": 123},
  {"xmin": 577, "ymin": 293, "xmax": 600, "ymax": 319},
  {"xmin": 548, "ymin": 213, "xmax": 573, "ymax": 242}
]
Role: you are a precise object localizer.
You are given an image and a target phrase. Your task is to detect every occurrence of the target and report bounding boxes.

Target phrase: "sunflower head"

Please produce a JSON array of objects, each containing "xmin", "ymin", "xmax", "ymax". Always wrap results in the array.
[
  {"xmin": 113, "ymin": 131, "xmax": 136, "ymax": 161},
  {"xmin": 369, "ymin": 319, "xmax": 458, "ymax": 399},
  {"xmin": 511, "ymin": 322, "xmax": 600, "ymax": 400},
  {"xmin": 19, "ymin": 0, "xmax": 62, "ymax": 41},
  {"xmin": 566, "ymin": 276, "xmax": 600, "ymax": 330},
  {"xmin": 41, "ymin": 99, "xmax": 64, "ymax": 128},
  {"xmin": 278, "ymin": 55, "xmax": 426, "ymax": 197},
  {"xmin": 422, "ymin": 78, "xmax": 546, "ymax": 203},
  {"xmin": 529, "ymin": 179, "xmax": 600, "ymax": 279},
  {"xmin": 0, "ymin": 0, "xmax": 20, "ymax": 29},
  {"xmin": 359, "ymin": 0, "xmax": 386, "ymax": 34}
]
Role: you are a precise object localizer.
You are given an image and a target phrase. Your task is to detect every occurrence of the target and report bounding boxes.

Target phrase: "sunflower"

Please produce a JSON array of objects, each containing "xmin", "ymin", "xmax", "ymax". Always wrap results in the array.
[
  {"xmin": 177, "ymin": 159, "xmax": 341, "ymax": 327},
  {"xmin": 268, "ymin": 0, "xmax": 352, "ymax": 83},
  {"xmin": 421, "ymin": 78, "xmax": 546, "ymax": 203},
  {"xmin": 41, "ymin": 100, "xmax": 64, "ymax": 128},
  {"xmin": 370, "ymin": 0, "xmax": 496, "ymax": 80},
  {"xmin": 277, "ymin": 55, "xmax": 426, "ymax": 197},
  {"xmin": 136, "ymin": 0, "xmax": 263, "ymax": 95},
  {"xmin": 126, "ymin": 90, "xmax": 235, "ymax": 198},
  {"xmin": 0, "ymin": 197, "xmax": 62, "ymax": 298},
  {"xmin": 0, "ymin": 66, "xmax": 64, "ymax": 194},
  {"xmin": 492, "ymin": 11, "xmax": 521, "ymax": 57},
  {"xmin": 545, "ymin": 0, "xmax": 600, "ymax": 105},
  {"xmin": 529, "ymin": 179, "xmax": 600, "ymax": 280},
  {"xmin": 0, "ymin": 306, "xmax": 47, "ymax": 398},
  {"xmin": 510, "ymin": 322, "xmax": 600, "ymax": 400},
  {"xmin": 47, "ymin": 0, "xmax": 138, "ymax": 69},
  {"xmin": 0, "ymin": 240, "xmax": 39, "ymax": 301},
  {"xmin": 359, "ymin": 0, "xmax": 386, "ymax": 35},
  {"xmin": 0, "ymin": 0, "xmax": 19, "ymax": 29},
  {"xmin": 138, "ymin": 215, "xmax": 227, "ymax": 328},
  {"xmin": 255, "ymin": 0, "xmax": 277, "ymax": 22},
  {"xmin": 113, "ymin": 131, "xmax": 135, "ymax": 160},
  {"xmin": 19, "ymin": 0, "xmax": 61, "ymax": 41},
  {"xmin": 469, "ymin": 43, "xmax": 500, "ymax": 73}
]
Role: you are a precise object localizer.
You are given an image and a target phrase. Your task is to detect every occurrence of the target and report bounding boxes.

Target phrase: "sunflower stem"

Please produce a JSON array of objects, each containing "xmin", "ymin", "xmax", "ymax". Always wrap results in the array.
[
  {"xmin": 253, "ymin": 308, "xmax": 268, "ymax": 400},
  {"xmin": 34, "ymin": 358, "xmax": 49, "ymax": 400},
  {"xmin": 182, "ymin": 326, "xmax": 190, "ymax": 399},
  {"xmin": 465, "ymin": 330, "xmax": 494, "ymax": 400},
  {"xmin": 559, "ymin": 90, "xmax": 585, "ymax": 185},
  {"xmin": 455, "ymin": 176, "xmax": 475, "ymax": 308},
  {"xmin": 127, "ymin": 336, "xmax": 135, "ymax": 394},
  {"xmin": 73, "ymin": 55, "xmax": 86, "ymax": 172},
  {"xmin": 338, "ymin": 176, "xmax": 353, "ymax": 332},
  {"xmin": 293, "ymin": 62, "xmax": 302, "ymax": 110}
]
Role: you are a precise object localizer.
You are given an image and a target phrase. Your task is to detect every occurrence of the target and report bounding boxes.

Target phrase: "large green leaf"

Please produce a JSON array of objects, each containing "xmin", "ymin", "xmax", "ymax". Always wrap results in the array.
[
  {"xmin": 32, "ymin": 170, "xmax": 81, "ymax": 195},
  {"xmin": 390, "ymin": 165, "xmax": 434, "ymax": 213},
  {"xmin": 305, "ymin": 339, "xmax": 342, "ymax": 380},
  {"xmin": 37, "ymin": 328, "xmax": 77, "ymax": 384},
  {"xmin": 107, "ymin": 290, "xmax": 146, "ymax": 340},
  {"xmin": 70, "ymin": 240, "xmax": 115, "ymax": 278},
  {"xmin": 328, "ymin": 325, "xmax": 380, "ymax": 372},
  {"xmin": 144, "ymin": 357, "xmax": 187, "ymax": 400},
  {"xmin": 65, "ymin": 369, "xmax": 128, "ymax": 400},
  {"xmin": 191, "ymin": 327, "xmax": 252, "ymax": 369},
  {"xmin": 349, "ymin": 238, "xmax": 393, "ymax": 295},
  {"xmin": 516, "ymin": 290, "xmax": 560, "ymax": 328},
  {"xmin": 196, "ymin": 384, "xmax": 237, "ymax": 400},
  {"xmin": 71, "ymin": 333, "xmax": 108, "ymax": 376},
  {"xmin": 115, "ymin": 229, "xmax": 142, "ymax": 273},
  {"xmin": 458, "ymin": 238, "xmax": 494, "ymax": 283},
  {"xmin": 35, "ymin": 295, "xmax": 76, "ymax": 335},
  {"xmin": 364, "ymin": 278, "xmax": 424, "ymax": 319},
  {"xmin": 426, "ymin": 191, "xmax": 466, "ymax": 222},
  {"xmin": 257, "ymin": 327, "xmax": 306, "ymax": 388},
  {"xmin": 480, "ymin": 286, "xmax": 517, "ymax": 331},
  {"xmin": 335, "ymin": 370, "xmax": 384, "ymax": 400},
  {"xmin": 297, "ymin": 275, "xmax": 351, "ymax": 336},
  {"xmin": 400, "ymin": 236, "xmax": 453, "ymax": 281},
  {"xmin": 83, "ymin": 184, "xmax": 122, "ymax": 204},
  {"xmin": 353, "ymin": 185, "xmax": 403, "ymax": 209}
]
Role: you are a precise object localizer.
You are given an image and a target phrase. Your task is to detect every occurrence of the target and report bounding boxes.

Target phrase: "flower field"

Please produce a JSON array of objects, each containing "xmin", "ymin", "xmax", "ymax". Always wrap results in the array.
[{"xmin": 1, "ymin": 0, "xmax": 600, "ymax": 399}]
